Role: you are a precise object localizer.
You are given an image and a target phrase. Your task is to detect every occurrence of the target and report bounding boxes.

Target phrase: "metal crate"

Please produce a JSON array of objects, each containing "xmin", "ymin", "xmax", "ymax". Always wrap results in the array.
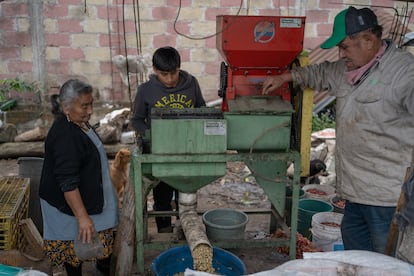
[{"xmin": 0, "ymin": 177, "xmax": 30, "ymax": 250}]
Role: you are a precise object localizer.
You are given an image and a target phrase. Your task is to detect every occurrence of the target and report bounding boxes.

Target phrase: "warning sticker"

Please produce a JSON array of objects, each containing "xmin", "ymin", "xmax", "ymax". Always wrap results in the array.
[
  {"xmin": 204, "ymin": 121, "xmax": 226, "ymax": 136},
  {"xmin": 280, "ymin": 18, "xmax": 302, "ymax": 28}
]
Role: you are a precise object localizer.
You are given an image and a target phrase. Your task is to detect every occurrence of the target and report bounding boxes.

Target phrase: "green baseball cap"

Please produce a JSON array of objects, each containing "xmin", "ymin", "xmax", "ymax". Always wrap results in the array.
[{"xmin": 321, "ymin": 6, "xmax": 379, "ymax": 49}]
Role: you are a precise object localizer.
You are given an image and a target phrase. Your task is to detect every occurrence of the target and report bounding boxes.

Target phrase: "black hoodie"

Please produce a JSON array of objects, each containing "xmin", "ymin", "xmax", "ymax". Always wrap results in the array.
[{"xmin": 131, "ymin": 70, "xmax": 206, "ymax": 135}]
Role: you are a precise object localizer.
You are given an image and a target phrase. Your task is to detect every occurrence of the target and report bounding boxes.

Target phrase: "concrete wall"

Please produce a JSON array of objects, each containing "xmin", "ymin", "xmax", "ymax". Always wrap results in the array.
[{"xmin": 0, "ymin": 0, "xmax": 412, "ymax": 107}]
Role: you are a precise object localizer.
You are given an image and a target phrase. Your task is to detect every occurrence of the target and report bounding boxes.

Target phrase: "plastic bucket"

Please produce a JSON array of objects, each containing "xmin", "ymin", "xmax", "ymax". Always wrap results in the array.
[
  {"xmin": 17, "ymin": 157, "xmax": 44, "ymax": 234},
  {"xmin": 0, "ymin": 264, "xmax": 23, "ymax": 275},
  {"xmin": 297, "ymin": 198, "xmax": 333, "ymax": 238},
  {"xmin": 151, "ymin": 245, "xmax": 247, "ymax": 276},
  {"xmin": 311, "ymin": 212, "xmax": 344, "ymax": 251},
  {"xmin": 329, "ymin": 195, "xmax": 345, "ymax": 214},
  {"xmin": 202, "ymin": 208, "xmax": 248, "ymax": 241},
  {"xmin": 302, "ymin": 184, "xmax": 335, "ymax": 202}
]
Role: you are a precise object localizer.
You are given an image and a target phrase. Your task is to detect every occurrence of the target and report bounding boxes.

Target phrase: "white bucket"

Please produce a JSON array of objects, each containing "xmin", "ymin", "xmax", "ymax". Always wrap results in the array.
[
  {"xmin": 311, "ymin": 212, "xmax": 344, "ymax": 252},
  {"xmin": 302, "ymin": 184, "xmax": 335, "ymax": 202}
]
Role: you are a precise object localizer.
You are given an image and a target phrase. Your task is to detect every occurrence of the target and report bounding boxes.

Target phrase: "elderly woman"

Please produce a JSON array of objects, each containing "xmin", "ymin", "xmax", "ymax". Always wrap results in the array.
[{"xmin": 39, "ymin": 79, "xmax": 119, "ymax": 275}]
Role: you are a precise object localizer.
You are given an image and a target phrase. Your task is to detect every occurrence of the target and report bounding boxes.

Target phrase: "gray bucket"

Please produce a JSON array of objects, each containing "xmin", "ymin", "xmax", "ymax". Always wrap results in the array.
[
  {"xmin": 202, "ymin": 208, "xmax": 248, "ymax": 241},
  {"xmin": 18, "ymin": 157, "xmax": 44, "ymax": 234}
]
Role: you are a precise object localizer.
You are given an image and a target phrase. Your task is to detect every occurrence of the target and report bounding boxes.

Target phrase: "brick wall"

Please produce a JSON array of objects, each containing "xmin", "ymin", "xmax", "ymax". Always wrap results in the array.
[{"xmin": 0, "ymin": 0, "xmax": 411, "ymax": 106}]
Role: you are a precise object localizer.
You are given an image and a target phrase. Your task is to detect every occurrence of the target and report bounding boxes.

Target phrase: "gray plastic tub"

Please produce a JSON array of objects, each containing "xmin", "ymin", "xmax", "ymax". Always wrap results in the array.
[{"xmin": 202, "ymin": 208, "xmax": 248, "ymax": 241}]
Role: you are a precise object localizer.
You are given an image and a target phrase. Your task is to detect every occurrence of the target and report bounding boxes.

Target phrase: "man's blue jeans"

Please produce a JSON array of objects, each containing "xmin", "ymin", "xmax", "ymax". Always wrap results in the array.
[{"xmin": 341, "ymin": 201, "xmax": 396, "ymax": 254}]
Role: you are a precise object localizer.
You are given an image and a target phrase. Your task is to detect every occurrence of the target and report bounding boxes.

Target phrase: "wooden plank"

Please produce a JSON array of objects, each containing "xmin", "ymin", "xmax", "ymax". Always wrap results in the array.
[
  {"xmin": 385, "ymin": 167, "xmax": 411, "ymax": 256},
  {"xmin": 110, "ymin": 175, "xmax": 136, "ymax": 276},
  {"xmin": 20, "ymin": 218, "xmax": 44, "ymax": 261},
  {"xmin": 0, "ymin": 142, "xmax": 134, "ymax": 159}
]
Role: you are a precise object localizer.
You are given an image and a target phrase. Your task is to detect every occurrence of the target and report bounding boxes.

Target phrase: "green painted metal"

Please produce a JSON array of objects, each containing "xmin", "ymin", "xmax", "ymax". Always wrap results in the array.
[
  {"xmin": 245, "ymin": 159, "xmax": 288, "ymax": 216},
  {"xmin": 224, "ymin": 114, "xmax": 291, "ymax": 151},
  {"xmin": 131, "ymin": 101, "xmax": 301, "ymax": 273},
  {"xmin": 151, "ymin": 119, "xmax": 227, "ymax": 154},
  {"xmin": 150, "ymin": 108, "xmax": 228, "ymax": 191},
  {"xmin": 131, "ymin": 151, "xmax": 301, "ymax": 273},
  {"xmin": 151, "ymin": 108, "xmax": 227, "ymax": 154},
  {"xmin": 152, "ymin": 162, "xmax": 226, "ymax": 193},
  {"xmin": 225, "ymin": 96, "xmax": 294, "ymax": 151}
]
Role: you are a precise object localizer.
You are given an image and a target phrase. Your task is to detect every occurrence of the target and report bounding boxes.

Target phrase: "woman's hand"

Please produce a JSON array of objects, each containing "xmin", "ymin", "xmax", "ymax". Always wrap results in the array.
[
  {"xmin": 76, "ymin": 214, "xmax": 95, "ymax": 243},
  {"xmin": 64, "ymin": 189, "xmax": 96, "ymax": 243}
]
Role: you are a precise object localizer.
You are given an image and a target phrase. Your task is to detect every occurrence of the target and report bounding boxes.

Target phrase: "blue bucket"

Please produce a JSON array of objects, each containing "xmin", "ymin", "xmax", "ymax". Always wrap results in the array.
[{"xmin": 151, "ymin": 245, "xmax": 247, "ymax": 276}]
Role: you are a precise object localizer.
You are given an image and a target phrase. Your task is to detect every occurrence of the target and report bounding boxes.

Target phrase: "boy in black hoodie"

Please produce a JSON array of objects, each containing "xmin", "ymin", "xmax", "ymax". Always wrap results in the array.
[{"xmin": 131, "ymin": 46, "xmax": 206, "ymax": 232}]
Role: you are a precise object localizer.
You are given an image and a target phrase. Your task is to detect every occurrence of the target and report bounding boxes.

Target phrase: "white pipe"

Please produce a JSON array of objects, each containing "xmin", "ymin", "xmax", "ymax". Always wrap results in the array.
[
  {"xmin": 205, "ymin": 98, "xmax": 222, "ymax": 107},
  {"xmin": 178, "ymin": 192, "xmax": 211, "ymax": 251}
]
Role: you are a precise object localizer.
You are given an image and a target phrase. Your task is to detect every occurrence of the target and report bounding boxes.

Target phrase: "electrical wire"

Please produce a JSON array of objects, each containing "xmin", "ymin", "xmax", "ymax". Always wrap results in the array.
[
  {"xmin": 133, "ymin": 0, "xmax": 144, "ymax": 85},
  {"xmin": 106, "ymin": 0, "xmax": 116, "ymax": 104},
  {"xmin": 121, "ymin": 0, "xmax": 133, "ymax": 105},
  {"xmin": 173, "ymin": 0, "xmax": 245, "ymax": 40}
]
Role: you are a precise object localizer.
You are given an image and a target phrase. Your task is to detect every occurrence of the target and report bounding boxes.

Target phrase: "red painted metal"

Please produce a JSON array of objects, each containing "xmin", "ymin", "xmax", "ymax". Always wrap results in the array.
[{"xmin": 216, "ymin": 15, "xmax": 306, "ymax": 101}]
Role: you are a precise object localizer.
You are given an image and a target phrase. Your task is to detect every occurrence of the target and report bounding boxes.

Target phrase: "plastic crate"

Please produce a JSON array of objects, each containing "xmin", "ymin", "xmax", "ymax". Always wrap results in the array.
[{"xmin": 0, "ymin": 177, "xmax": 30, "ymax": 250}]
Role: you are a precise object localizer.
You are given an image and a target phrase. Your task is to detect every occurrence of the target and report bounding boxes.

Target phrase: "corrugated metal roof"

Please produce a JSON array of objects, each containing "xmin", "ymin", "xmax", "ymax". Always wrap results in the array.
[{"xmin": 308, "ymin": 7, "xmax": 412, "ymax": 113}]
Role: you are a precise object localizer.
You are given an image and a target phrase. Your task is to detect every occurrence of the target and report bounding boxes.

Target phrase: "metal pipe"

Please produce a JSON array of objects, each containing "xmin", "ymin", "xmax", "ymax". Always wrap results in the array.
[
  {"xmin": 178, "ymin": 192, "xmax": 215, "ymax": 273},
  {"xmin": 178, "ymin": 192, "xmax": 211, "ymax": 251}
]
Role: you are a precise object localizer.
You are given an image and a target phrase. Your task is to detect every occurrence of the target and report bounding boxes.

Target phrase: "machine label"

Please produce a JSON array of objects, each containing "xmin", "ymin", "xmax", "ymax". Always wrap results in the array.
[
  {"xmin": 204, "ymin": 121, "xmax": 226, "ymax": 136},
  {"xmin": 280, "ymin": 18, "xmax": 302, "ymax": 28},
  {"xmin": 254, "ymin": 21, "xmax": 275, "ymax": 43}
]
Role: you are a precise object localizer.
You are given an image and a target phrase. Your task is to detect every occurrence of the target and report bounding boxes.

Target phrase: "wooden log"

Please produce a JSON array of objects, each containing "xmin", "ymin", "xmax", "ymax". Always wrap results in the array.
[
  {"xmin": 14, "ymin": 127, "xmax": 48, "ymax": 142},
  {"xmin": 0, "ymin": 142, "xmax": 133, "ymax": 159},
  {"xmin": 110, "ymin": 173, "xmax": 136, "ymax": 276},
  {"xmin": 0, "ymin": 142, "xmax": 44, "ymax": 158}
]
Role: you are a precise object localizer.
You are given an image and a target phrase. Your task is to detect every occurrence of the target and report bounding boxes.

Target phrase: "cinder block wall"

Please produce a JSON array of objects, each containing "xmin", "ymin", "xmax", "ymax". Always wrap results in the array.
[{"xmin": 0, "ymin": 0, "xmax": 408, "ymax": 106}]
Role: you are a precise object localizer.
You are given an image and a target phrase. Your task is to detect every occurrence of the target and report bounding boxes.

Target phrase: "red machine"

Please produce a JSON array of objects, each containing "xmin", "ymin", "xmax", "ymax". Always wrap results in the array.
[{"xmin": 216, "ymin": 15, "xmax": 306, "ymax": 104}]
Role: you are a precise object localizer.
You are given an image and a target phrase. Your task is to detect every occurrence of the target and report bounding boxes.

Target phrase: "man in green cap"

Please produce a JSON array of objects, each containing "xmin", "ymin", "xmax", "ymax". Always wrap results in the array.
[{"xmin": 262, "ymin": 6, "xmax": 414, "ymax": 254}]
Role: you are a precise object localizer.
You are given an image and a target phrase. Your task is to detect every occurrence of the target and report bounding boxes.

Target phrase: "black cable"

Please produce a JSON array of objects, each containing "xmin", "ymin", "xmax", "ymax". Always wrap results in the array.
[
  {"xmin": 121, "ymin": 0, "xmax": 132, "ymax": 105},
  {"xmin": 134, "ymin": 0, "xmax": 144, "ymax": 85},
  {"xmin": 106, "ymin": 0, "xmax": 116, "ymax": 105}
]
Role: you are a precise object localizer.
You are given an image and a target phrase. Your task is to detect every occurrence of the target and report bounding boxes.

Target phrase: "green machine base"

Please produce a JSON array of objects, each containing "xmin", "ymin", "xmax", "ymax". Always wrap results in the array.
[{"xmin": 131, "ymin": 150, "xmax": 301, "ymax": 274}]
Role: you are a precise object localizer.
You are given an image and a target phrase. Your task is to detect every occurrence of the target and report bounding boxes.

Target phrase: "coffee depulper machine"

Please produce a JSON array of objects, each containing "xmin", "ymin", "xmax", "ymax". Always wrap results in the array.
[{"xmin": 130, "ymin": 15, "xmax": 314, "ymax": 273}]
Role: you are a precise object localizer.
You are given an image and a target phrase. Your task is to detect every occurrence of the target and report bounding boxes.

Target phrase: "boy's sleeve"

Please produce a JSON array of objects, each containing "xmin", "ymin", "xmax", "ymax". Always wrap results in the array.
[
  {"xmin": 193, "ymin": 78, "xmax": 206, "ymax": 107},
  {"xmin": 130, "ymin": 88, "xmax": 149, "ymax": 135}
]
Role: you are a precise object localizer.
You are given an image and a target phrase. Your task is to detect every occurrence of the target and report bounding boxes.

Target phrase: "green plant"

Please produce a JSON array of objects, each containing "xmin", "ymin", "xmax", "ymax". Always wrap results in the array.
[
  {"xmin": 312, "ymin": 111, "xmax": 336, "ymax": 132},
  {"xmin": 0, "ymin": 78, "xmax": 39, "ymax": 102}
]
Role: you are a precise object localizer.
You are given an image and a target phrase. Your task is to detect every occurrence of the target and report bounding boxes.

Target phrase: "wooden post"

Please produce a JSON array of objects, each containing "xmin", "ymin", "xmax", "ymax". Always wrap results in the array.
[
  {"xmin": 384, "ymin": 148, "xmax": 413, "ymax": 256},
  {"xmin": 110, "ymin": 176, "xmax": 136, "ymax": 276}
]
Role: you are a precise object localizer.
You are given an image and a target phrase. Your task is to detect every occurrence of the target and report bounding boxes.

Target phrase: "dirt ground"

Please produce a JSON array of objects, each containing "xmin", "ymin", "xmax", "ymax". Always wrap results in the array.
[{"xmin": 0, "ymin": 158, "xmax": 290, "ymax": 275}]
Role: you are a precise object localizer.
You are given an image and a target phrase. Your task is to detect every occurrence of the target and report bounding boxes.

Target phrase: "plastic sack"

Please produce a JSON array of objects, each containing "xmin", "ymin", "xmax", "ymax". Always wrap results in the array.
[
  {"xmin": 303, "ymin": 250, "xmax": 414, "ymax": 276},
  {"xmin": 184, "ymin": 249, "xmax": 414, "ymax": 276},
  {"xmin": 74, "ymin": 231, "xmax": 104, "ymax": 261}
]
